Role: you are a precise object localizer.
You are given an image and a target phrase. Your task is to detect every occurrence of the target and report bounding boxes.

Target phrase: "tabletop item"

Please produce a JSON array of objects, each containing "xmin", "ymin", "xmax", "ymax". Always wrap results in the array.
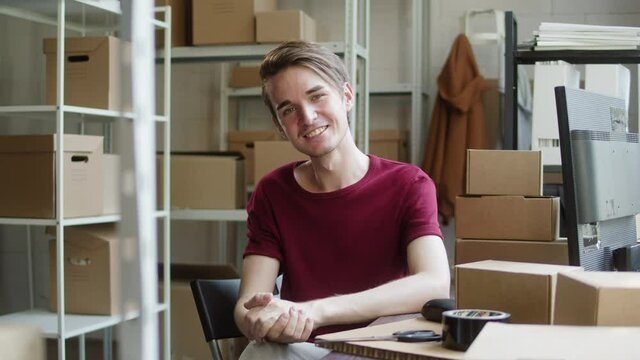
[
  {"xmin": 315, "ymin": 329, "xmax": 442, "ymax": 344},
  {"xmin": 441, "ymin": 309, "xmax": 511, "ymax": 351},
  {"xmin": 421, "ymin": 298, "xmax": 456, "ymax": 322}
]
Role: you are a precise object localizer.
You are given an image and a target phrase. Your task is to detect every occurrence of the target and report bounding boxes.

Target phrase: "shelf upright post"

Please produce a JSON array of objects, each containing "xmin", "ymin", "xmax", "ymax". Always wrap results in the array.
[
  {"xmin": 361, "ymin": 0, "xmax": 370, "ymax": 154},
  {"xmin": 55, "ymin": 0, "xmax": 67, "ymax": 358},
  {"xmin": 345, "ymin": 0, "xmax": 358, "ymax": 145},
  {"xmin": 161, "ymin": 6, "xmax": 172, "ymax": 360},
  {"xmin": 410, "ymin": 0, "xmax": 424, "ymax": 165},
  {"xmin": 503, "ymin": 11, "xmax": 517, "ymax": 150}
]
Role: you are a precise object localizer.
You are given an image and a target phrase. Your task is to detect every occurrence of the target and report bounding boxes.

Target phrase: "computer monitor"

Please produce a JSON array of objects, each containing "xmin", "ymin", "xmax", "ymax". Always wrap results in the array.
[{"xmin": 555, "ymin": 86, "xmax": 640, "ymax": 271}]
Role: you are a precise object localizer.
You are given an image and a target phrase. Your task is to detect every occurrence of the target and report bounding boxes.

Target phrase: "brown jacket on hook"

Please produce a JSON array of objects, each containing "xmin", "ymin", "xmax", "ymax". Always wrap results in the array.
[{"xmin": 422, "ymin": 34, "xmax": 487, "ymax": 224}]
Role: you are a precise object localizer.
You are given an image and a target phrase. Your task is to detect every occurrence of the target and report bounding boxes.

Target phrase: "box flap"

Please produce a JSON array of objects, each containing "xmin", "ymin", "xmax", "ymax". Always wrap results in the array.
[
  {"xmin": 0, "ymin": 135, "xmax": 103, "ymax": 154},
  {"xmin": 560, "ymin": 270, "xmax": 640, "ymax": 289},
  {"xmin": 456, "ymin": 260, "xmax": 580, "ymax": 276},
  {"xmin": 46, "ymin": 223, "xmax": 118, "ymax": 245},
  {"xmin": 43, "ymin": 36, "xmax": 113, "ymax": 54}
]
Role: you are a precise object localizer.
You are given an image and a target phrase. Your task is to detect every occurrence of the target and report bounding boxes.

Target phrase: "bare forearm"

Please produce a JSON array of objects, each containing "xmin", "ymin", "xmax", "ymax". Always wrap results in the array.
[{"xmin": 306, "ymin": 271, "xmax": 450, "ymax": 328}]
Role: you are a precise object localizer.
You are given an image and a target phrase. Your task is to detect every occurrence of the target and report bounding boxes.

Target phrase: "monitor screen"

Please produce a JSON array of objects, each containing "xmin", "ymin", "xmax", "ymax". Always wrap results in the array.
[{"xmin": 555, "ymin": 86, "xmax": 640, "ymax": 271}]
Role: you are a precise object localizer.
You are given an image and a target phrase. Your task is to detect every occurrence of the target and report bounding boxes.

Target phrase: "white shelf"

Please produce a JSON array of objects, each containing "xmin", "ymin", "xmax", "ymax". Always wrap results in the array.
[
  {"xmin": 0, "ymin": 105, "xmax": 167, "ymax": 122},
  {"xmin": 0, "ymin": 211, "xmax": 167, "ymax": 227},
  {"xmin": 160, "ymin": 41, "xmax": 368, "ymax": 62},
  {"xmin": 371, "ymin": 83, "xmax": 412, "ymax": 95},
  {"xmin": 0, "ymin": 304, "xmax": 168, "ymax": 339},
  {"xmin": 225, "ymin": 87, "xmax": 261, "ymax": 97},
  {"xmin": 171, "ymin": 209, "xmax": 248, "ymax": 222}
]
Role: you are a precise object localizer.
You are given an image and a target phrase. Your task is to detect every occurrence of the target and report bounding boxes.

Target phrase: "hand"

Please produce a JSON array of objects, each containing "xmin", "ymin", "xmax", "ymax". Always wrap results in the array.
[{"xmin": 242, "ymin": 294, "xmax": 314, "ymax": 343}]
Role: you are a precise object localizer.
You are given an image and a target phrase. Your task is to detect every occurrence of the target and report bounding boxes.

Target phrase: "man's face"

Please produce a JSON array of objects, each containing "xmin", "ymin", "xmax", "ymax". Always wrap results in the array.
[{"xmin": 265, "ymin": 65, "xmax": 353, "ymax": 158}]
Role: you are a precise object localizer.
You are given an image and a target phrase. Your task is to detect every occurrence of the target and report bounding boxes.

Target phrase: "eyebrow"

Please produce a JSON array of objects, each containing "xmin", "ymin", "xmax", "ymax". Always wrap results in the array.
[{"xmin": 275, "ymin": 85, "xmax": 326, "ymax": 111}]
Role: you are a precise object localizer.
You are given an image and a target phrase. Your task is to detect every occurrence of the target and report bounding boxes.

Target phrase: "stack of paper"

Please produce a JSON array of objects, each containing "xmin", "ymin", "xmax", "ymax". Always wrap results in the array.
[{"xmin": 531, "ymin": 22, "xmax": 640, "ymax": 51}]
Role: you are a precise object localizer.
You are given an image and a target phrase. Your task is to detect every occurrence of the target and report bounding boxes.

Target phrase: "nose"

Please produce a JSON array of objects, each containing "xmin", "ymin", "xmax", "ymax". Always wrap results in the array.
[{"xmin": 299, "ymin": 103, "xmax": 317, "ymax": 124}]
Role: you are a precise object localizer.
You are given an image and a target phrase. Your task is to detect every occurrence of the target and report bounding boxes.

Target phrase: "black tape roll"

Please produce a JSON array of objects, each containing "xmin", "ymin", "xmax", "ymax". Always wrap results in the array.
[{"xmin": 441, "ymin": 309, "xmax": 510, "ymax": 351}]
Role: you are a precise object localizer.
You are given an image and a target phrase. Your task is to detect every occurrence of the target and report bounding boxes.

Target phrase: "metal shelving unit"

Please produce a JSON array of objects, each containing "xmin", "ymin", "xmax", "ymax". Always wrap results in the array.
[
  {"xmin": 0, "ymin": 1, "xmax": 171, "ymax": 359},
  {"xmin": 503, "ymin": 11, "xmax": 640, "ymax": 149}
]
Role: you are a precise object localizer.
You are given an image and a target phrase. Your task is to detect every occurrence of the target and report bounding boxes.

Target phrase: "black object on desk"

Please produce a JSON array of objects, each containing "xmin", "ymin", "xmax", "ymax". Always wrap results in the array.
[{"xmin": 421, "ymin": 298, "xmax": 456, "ymax": 323}]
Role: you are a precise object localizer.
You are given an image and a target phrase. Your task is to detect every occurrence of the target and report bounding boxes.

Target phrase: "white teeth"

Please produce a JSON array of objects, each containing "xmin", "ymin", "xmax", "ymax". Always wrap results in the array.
[{"xmin": 305, "ymin": 126, "xmax": 327, "ymax": 138}]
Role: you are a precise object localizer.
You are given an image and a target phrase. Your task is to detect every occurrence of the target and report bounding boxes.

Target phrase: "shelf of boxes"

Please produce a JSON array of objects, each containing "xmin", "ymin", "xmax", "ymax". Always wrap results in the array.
[{"xmin": 0, "ymin": 1, "xmax": 172, "ymax": 359}]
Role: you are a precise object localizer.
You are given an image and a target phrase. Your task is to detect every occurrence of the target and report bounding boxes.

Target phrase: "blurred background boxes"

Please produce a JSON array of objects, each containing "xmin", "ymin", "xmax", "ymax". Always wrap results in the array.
[
  {"xmin": 155, "ymin": 0, "xmax": 190, "ymax": 48},
  {"xmin": 368, "ymin": 129, "xmax": 408, "ymax": 162},
  {"xmin": 43, "ymin": 36, "xmax": 128, "ymax": 110},
  {"xmin": 192, "ymin": 0, "xmax": 276, "ymax": 45},
  {"xmin": 254, "ymin": 141, "xmax": 306, "ymax": 184},
  {"xmin": 0, "ymin": 324, "xmax": 44, "ymax": 360},
  {"xmin": 227, "ymin": 130, "xmax": 282, "ymax": 186},
  {"xmin": 157, "ymin": 152, "xmax": 245, "ymax": 209},
  {"xmin": 0, "ymin": 134, "xmax": 103, "ymax": 218},
  {"xmin": 554, "ymin": 271, "xmax": 640, "ymax": 326},
  {"xmin": 466, "ymin": 149, "xmax": 542, "ymax": 196},
  {"xmin": 456, "ymin": 260, "xmax": 581, "ymax": 324},
  {"xmin": 455, "ymin": 238, "xmax": 568, "ymax": 266},
  {"xmin": 229, "ymin": 65, "xmax": 262, "ymax": 88},
  {"xmin": 48, "ymin": 224, "xmax": 119, "ymax": 315},
  {"xmin": 256, "ymin": 9, "xmax": 316, "ymax": 43},
  {"xmin": 455, "ymin": 196, "xmax": 559, "ymax": 241}
]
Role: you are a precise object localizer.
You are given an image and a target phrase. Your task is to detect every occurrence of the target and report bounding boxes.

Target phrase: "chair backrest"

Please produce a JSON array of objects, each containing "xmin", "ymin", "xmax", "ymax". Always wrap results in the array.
[{"xmin": 190, "ymin": 278, "xmax": 243, "ymax": 359}]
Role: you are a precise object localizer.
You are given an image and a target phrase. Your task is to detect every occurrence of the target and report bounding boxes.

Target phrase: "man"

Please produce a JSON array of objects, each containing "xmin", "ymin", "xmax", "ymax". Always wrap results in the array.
[{"xmin": 234, "ymin": 41, "xmax": 450, "ymax": 360}]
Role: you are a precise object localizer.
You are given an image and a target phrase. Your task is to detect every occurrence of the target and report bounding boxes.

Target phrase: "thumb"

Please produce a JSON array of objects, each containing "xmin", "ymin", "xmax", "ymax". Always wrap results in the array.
[{"xmin": 244, "ymin": 292, "xmax": 273, "ymax": 309}]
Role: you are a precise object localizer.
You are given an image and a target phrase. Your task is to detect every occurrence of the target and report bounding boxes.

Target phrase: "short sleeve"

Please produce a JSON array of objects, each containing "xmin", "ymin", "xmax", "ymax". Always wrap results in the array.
[
  {"xmin": 400, "ymin": 171, "xmax": 443, "ymax": 246},
  {"xmin": 244, "ymin": 181, "xmax": 284, "ymax": 262}
]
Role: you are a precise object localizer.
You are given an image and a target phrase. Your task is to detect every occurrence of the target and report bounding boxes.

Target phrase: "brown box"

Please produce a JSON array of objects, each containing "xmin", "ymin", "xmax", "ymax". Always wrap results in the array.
[
  {"xmin": 228, "ymin": 130, "xmax": 282, "ymax": 185},
  {"xmin": 103, "ymin": 154, "xmax": 120, "ymax": 215},
  {"xmin": 157, "ymin": 153, "xmax": 245, "ymax": 209},
  {"xmin": 43, "ymin": 36, "xmax": 129, "ymax": 110},
  {"xmin": 456, "ymin": 260, "xmax": 581, "ymax": 324},
  {"xmin": 192, "ymin": 0, "xmax": 276, "ymax": 45},
  {"xmin": 369, "ymin": 129, "xmax": 408, "ymax": 162},
  {"xmin": 254, "ymin": 141, "xmax": 307, "ymax": 184},
  {"xmin": 160, "ymin": 264, "xmax": 241, "ymax": 360},
  {"xmin": 256, "ymin": 9, "xmax": 316, "ymax": 43},
  {"xmin": 229, "ymin": 66, "xmax": 262, "ymax": 88},
  {"xmin": 455, "ymin": 238, "xmax": 569, "ymax": 266},
  {"xmin": 455, "ymin": 196, "xmax": 559, "ymax": 241},
  {"xmin": 466, "ymin": 150, "xmax": 542, "ymax": 196},
  {"xmin": 48, "ymin": 224, "xmax": 120, "ymax": 315},
  {"xmin": 554, "ymin": 271, "xmax": 640, "ymax": 326},
  {"xmin": 155, "ymin": 0, "xmax": 190, "ymax": 48},
  {"xmin": 0, "ymin": 134, "xmax": 103, "ymax": 218}
]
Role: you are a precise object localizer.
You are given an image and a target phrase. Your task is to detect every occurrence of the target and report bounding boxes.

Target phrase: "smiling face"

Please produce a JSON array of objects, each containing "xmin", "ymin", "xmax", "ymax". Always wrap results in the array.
[{"xmin": 265, "ymin": 65, "xmax": 354, "ymax": 158}]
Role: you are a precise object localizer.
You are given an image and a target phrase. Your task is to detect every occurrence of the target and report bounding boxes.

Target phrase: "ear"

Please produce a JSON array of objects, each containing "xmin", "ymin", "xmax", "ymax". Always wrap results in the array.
[{"xmin": 343, "ymin": 82, "xmax": 354, "ymax": 111}]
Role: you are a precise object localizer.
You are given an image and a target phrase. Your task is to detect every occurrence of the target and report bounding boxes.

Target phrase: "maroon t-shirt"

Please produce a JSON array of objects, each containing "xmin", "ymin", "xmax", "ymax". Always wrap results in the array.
[{"xmin": 244, "ymin": 155, "xmax": 442, "ymax": 336}]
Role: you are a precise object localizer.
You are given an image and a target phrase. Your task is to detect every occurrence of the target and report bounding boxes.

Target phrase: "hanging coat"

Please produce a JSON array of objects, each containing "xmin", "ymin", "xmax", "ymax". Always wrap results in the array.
[{"xmin": 422, "ymin": 34, "xmax": 488, "ymax": 224}]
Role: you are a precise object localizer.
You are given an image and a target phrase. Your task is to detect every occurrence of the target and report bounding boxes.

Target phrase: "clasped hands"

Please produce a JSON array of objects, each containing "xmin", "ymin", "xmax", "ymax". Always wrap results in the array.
[{"xmin": 242, "ymin": 292, "xmax": 315, "ymax": 343}]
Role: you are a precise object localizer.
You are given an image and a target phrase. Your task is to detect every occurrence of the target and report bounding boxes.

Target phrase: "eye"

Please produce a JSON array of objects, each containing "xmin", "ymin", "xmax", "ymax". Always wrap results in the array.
[
  {"xmin": 310, "ymin": 93, "xmax": 324, "ymax": 101},
  {"xmin": 282, "ymin": 105, "xmax": 296, "ymax": 116}
]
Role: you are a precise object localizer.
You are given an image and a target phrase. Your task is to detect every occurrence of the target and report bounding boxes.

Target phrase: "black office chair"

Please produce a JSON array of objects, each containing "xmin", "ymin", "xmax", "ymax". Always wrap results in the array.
[{"xmin": 190, "ymin": 279, "xmax": 244, "ymax": 360}]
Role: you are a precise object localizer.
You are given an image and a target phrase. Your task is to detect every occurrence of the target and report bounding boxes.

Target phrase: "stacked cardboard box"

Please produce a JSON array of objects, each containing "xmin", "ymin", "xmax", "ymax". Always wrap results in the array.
[{"xmin": 455, "ymin": 150, "xmax": 566, "ymax": 265}]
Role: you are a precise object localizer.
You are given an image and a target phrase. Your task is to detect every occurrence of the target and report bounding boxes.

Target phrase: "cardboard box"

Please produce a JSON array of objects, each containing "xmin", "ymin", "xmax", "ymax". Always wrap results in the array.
[
  {"xmin": 159, "ymin": 264, "xmax": 242, "ymax": 360},
  {"xmin": 455, "ymin": 260, "xmax": 581, "ymax": 324},
  {"xmin": 554, "ymin": 271, "xmax": 640, "ymax": 326},
  {"xmin": 157, "ymin": 152, "xmax": 245, "ymax": 209},
  {"xmin": 466, "ymin": 150, "xmax": 542, "ymax": 196},
  {"xmin": 455, "ymin": 238, "xmax": 569, "ymax": 266},
  {"xmin": 369, "ymin": 129, "xmax": 408, "ymax": 162},
  {"xmin": 227, "ymin": 130, "xmax": 282, "ymax": 185},
  {"xmin": 103, "ymin": 154, "xmax": 120, "ymax": 215},
  {"xmin": 43, "ymin": 36, "xmax": 129, "ymax": 110},
  {"xmin": 229, "ymin": 66, "xmax": 262, "ymax": 88},
  {"xmin": 192, "ymin": 0, "xmax": 276, "ymax": 45},
  {"xmin": 155, "ymin": 0, "xmax": 190, "ymax": 48},
  {"xmin": 254, "ymin": 141, "xmax": 307, "ymax": 184},
  {"xmin": 256, "ymin": 9, "xmax": 316, "ymax": 43},
  {"xmin": 455, "ymin": 196, "xmax": 559, "ymax": 241},
  {"xmin": 465, "ymin": 322, "xmax": 640, "ymax": 360},
  {"xmin": 48, "ymin": 224, "xmax": 120, "ymax": 315},
  {"xmin": 0, "ymin": 134, "xmax": 103, "ymax": 218}
]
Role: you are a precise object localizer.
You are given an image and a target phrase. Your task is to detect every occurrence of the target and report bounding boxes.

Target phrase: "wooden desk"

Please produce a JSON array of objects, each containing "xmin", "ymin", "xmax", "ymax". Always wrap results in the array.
[{"xmin": 320, "ymin": 314, "xmax": 450, "ymax": 360}]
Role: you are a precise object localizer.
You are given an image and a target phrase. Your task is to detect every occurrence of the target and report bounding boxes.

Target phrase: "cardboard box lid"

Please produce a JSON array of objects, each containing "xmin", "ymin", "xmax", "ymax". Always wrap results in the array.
[
  {"xmin": 560, "ymin": 270, "xmax": 640, "ymax": 289},
  {"xmin": 466, "ymin": 149, "xmax": 542, "ymax": 196},
  {"xmin": 465, "ymin": 322, "xmax": 640, "ymax": 360},
  {"xmin": 46, "ymin": 223, "xmax": 118, "ymax": 248},
  {"xmin": 43, "ymin": 36, "xmax": 116, "ymax": 54},
  {"xmin": 227, "ymin": 130, "xmax": 281, "ymax": 144},
  {"xmin": 457, "ymin": 260, "xmax": 579, "ymax": 276},
  {"xmin": 0, "ymin": 134, "xmax": 103, "ymax": 154}
]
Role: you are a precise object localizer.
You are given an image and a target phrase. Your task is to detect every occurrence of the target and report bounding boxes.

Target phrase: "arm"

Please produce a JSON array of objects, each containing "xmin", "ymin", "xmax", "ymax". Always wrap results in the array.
[{"xmin": 304, "ymin": 235, "xmax": 450, "ymax": 327}]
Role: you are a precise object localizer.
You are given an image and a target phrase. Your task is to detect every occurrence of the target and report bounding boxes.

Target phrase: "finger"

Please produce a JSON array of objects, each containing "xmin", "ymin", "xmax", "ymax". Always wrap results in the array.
[
  {"xmin": 292, "ymin": 309, "xmax": 307, "ymax": 340},
  {"xmin": 280, "ymin": 307, "xmax": 299, "ymax": 341},
  {"xmin": 299, "ymin": 317, "xmax": 314, "ymax": 342},
  {"xmin": 244, "ymin": 293, "xmax": 273, "ymax": 309},
  {"xmin": 265, "ymin": 310, "xmax": 290, "ymax": 341}
]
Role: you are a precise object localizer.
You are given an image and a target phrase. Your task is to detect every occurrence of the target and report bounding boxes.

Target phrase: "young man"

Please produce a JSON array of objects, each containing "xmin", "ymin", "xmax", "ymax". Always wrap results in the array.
[{"xmin": 234, "ymin": 41, "xmax": 450, "ymax": 360}]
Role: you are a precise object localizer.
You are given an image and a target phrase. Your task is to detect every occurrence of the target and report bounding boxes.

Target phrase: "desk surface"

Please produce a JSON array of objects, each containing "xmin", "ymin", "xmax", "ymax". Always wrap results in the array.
[{"xmin": 320, "ymin": 314, "xmax": 450, "ymax": 360}]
